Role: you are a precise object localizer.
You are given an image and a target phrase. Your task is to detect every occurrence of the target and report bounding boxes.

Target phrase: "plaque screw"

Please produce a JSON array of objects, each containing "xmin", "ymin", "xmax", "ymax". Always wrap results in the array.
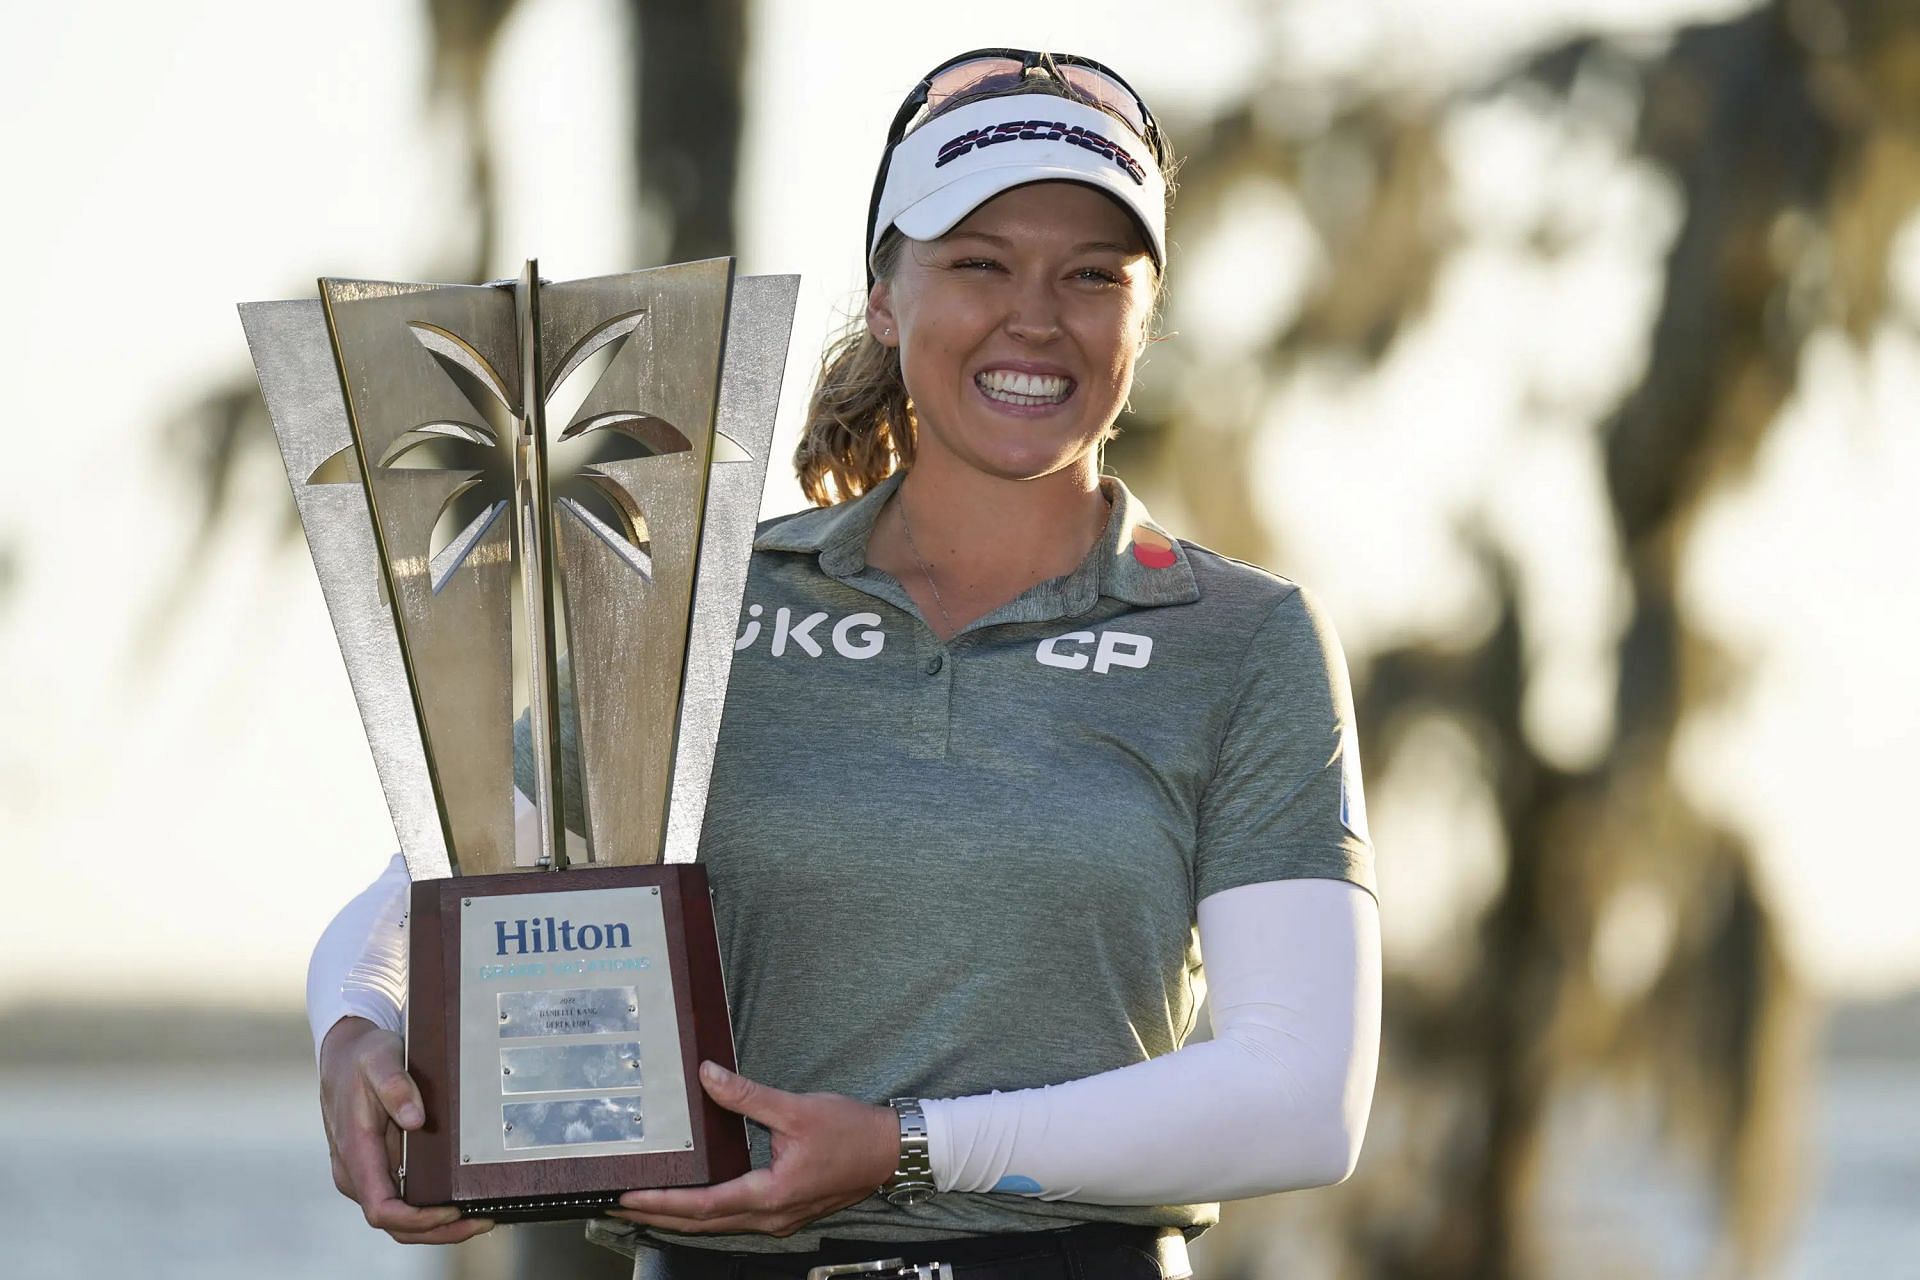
[
  {"xmin": 628, "ymin": 1004, "xmax": 638, "ymax": 1014},
  {"xmin": 650, "ymin": 887, "xmax": 659, "ymax": 895},
  {"xmin": 499, "ymin": 1011, "xmax": 509, "ymax": 1022},
  {"xmin": 683, "ymin": 1139, "xmax": 692, "ymax": 1148},
  {"xmin": 504, "ymin": 1123, "xmax": 514, "ymax": 1133},
  {"xmin": 462, "ymin": 1155, "xmax": 472, "ymax": 1163},
  {"xmin": 464, "ymin": 898, "xmax": 472, "ymax": 907},
  {"xmin": 502, "ymin": 1066, "xmax": 512, "ymax": 1075}
]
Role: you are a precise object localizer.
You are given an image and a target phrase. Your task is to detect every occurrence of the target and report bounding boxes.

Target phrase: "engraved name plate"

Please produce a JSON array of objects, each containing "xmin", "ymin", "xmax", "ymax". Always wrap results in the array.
[{"xmin": 498, "ymin": 989, "xmax": 641, "ymax": 1039}]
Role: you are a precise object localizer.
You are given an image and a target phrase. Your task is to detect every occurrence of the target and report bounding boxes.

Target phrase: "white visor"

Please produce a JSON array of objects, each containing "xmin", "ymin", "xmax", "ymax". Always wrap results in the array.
[{"xmin": 869, "ymin": 93, "xmax": 1166, "ymax": 273}]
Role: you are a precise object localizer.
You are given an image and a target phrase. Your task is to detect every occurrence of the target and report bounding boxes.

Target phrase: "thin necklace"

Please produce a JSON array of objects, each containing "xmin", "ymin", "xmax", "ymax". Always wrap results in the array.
[{"xmin": 896, "ymin": 491, "xmax": 957, "ymax": 634}]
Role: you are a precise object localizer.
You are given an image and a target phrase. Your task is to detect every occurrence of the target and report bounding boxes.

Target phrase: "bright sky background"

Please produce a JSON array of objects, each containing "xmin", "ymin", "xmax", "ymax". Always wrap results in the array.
[{"xmin": 3, "ymin": 0, "xmax": 1914, "ymax": 1010}]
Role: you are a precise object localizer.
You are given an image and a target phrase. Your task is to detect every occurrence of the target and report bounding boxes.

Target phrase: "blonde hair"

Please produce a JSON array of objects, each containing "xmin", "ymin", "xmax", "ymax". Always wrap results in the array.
[
  {"xmin": 793, "ymin": 72, "xmax": 1175, "ymax": 507},
  {"xmin": 794, "ymin": 231, "xmax": 915, "ymax": 506}
]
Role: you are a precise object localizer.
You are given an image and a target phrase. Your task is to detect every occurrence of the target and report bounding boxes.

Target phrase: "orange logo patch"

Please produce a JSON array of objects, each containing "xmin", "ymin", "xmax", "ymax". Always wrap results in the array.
[{"xmin": 1130, "ymin": 525, "xmax": 1176, "ymax": 569}]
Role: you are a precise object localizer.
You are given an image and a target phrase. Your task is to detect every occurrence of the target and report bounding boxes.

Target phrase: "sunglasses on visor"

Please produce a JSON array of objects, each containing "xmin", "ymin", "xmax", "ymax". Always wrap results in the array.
[
  {"xmin": 903, "ymin": 50, "xmax": 1160, "ymax": 147},
  {"xmin": 864, "ymin": 48, "xmax": 1164, "ymax": 280}
]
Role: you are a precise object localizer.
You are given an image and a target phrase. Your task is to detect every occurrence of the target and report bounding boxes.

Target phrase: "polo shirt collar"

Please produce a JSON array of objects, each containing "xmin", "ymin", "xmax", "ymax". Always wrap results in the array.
[
  {"xmin": 1087, "ymin": 474, "xmax": 1200, "ymax": 608},
  {"xmin": 754, "ymin": 470, "xmax": 1200, "ymax": 614},
  {"xmin": 753, "ymin": 471, "xmax": 903, "ymax": 571}
]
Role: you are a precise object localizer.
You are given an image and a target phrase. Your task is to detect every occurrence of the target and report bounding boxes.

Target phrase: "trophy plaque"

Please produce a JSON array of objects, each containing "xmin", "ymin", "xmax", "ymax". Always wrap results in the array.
[{"xmin": 241, "ymin": 258, "xmax": 797, "ymax": 1220}]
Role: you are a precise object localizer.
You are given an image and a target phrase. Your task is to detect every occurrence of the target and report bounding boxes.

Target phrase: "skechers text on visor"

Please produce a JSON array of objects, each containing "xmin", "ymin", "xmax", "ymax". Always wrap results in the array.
[{"xmin": 867, "ymin": 93, "xmax": 1168, "ymax": 276}]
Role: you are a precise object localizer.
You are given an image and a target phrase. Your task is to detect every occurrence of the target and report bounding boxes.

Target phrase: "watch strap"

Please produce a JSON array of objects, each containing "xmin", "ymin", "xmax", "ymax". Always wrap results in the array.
[{"xmin": 883, "ymin": 1097, "xmax": 934, "ymax": 1206}]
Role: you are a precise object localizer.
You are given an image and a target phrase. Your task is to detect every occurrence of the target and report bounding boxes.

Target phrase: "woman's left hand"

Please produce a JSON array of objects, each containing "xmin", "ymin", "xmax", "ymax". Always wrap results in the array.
[{"xmin": 609, "ymin": 1061, "xmax": 901, "ymax": 1237}]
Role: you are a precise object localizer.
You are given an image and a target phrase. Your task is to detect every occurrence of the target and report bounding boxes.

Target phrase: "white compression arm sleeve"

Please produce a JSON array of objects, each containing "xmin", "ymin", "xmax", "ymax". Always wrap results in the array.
[
  {"xmin": 922, "ymin": 877, "xmax": 1382, "ymax": 1204},
  {"xmin": 305, "ymin": 791, "xmax": 547, "ymax": 1059},
  {"xmin": 304, "ymin": 851, "xmax": 410, "ymax": 1059}
]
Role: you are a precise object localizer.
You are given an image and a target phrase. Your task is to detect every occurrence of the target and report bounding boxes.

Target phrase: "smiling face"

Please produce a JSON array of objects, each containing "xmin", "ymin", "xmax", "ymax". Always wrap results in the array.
[{"xmin": 867, "ymin": 181, "xmax": 1158, "ymax": 489}]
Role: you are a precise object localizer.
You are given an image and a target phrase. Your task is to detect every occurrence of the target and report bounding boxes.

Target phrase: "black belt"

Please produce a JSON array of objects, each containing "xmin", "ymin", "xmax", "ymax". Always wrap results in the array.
[{"xmin": 632, "ymin": 1223, "xmax": 1192, "ymax": 1280}]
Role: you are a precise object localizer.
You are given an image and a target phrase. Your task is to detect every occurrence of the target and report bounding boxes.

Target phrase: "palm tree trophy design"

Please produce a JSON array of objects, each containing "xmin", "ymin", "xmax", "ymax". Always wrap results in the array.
[{"xmin": 310, "ymin": 260, "xmax": 754, "ymax": 876}]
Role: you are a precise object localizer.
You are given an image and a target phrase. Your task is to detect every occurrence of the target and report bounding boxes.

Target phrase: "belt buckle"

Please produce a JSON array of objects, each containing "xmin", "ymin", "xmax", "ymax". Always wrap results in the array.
[{"xmin": 805, "ymin": 1262, "xmax": 953, "ymax": 1280}]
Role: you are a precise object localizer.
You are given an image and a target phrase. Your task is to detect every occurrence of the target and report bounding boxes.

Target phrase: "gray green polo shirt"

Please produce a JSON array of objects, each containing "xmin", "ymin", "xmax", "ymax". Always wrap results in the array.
[{"xmin": 523, "ymin": 471, "xmax": 1375, "ymax": 1254}]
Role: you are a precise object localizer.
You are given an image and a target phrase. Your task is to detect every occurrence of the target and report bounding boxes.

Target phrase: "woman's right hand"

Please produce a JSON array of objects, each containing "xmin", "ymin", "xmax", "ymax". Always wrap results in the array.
[{"xmin": 318, "ymin": 1016, "xmax": 495, "ymax": 1244}]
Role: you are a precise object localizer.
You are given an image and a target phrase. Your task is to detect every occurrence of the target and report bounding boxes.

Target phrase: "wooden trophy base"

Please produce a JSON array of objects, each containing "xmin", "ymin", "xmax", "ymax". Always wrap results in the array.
[{"xmin": 402, "ymin": 863, "xmax": 746, "ymax": 1221}]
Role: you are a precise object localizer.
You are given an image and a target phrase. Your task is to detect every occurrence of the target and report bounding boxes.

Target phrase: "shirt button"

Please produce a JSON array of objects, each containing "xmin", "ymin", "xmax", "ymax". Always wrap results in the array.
[{"xmin": 925, "ymin": 653, "xmax": 945, "ymax": 675}]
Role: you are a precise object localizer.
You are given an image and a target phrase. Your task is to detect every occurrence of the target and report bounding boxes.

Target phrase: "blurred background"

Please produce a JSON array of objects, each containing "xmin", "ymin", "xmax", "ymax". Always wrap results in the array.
[{"xmin": 3, "ymin": 0, "xmax": 1917, "ymax": 1276}]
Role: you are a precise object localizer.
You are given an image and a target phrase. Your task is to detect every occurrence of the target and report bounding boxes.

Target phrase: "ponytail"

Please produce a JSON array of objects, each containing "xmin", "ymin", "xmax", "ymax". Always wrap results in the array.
[{"xmin": 794, "ymin": 232, "xmax": 915, "ymax": 505}]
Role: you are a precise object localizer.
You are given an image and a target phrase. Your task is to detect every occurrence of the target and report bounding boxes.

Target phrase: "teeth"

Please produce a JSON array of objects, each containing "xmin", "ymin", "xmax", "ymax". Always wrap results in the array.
[{"xmin": 976, "ymin": 369, "xmax": 1072, "ymax": 404}]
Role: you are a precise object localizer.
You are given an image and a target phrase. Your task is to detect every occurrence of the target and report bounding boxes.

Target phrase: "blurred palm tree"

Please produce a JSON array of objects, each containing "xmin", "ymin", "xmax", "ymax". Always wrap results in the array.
[{"xmin": 1123, "ymin": 1, "xmax": 1920, "ymax": 1277}]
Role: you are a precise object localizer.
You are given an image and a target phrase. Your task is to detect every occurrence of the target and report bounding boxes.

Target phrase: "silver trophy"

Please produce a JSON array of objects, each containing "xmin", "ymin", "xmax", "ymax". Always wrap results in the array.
[{"xmin": 241, "ymin": 259, "xmax": 797, "ymax": 1218}]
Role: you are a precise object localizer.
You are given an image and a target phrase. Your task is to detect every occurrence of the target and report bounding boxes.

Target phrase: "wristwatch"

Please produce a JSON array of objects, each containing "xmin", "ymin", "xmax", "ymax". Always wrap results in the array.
[{"xmin": 882, "ymin": 1097, "xmax": 935, "ymax": 1207}]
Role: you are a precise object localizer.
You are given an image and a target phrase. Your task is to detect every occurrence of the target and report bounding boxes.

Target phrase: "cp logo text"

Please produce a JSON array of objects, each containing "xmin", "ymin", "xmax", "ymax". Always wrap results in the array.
[{"xmin": 1035, "ymin": 630, "xmax": 1154, "ymax": 673}]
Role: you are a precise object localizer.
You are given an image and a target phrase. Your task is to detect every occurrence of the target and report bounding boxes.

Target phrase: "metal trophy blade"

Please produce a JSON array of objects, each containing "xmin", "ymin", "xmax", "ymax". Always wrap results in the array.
[{"xmin": 241, "ymin": 260, "xmax": 797, "ymax": 1219}]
